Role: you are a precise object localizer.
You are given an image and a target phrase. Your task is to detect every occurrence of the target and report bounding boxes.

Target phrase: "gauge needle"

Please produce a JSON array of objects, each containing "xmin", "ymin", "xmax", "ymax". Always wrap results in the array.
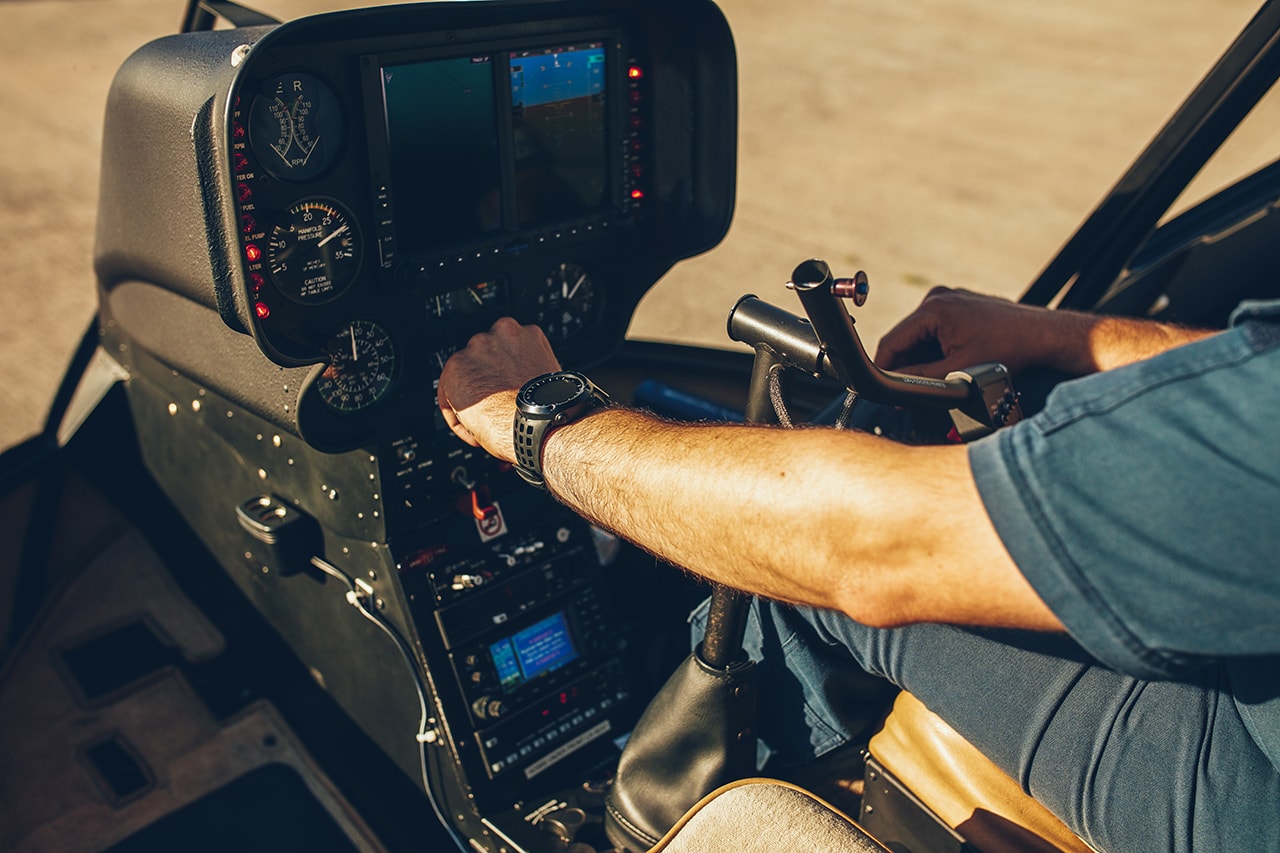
[
  {"xmin": 350, "ymin": 326, "xmax": 359, "ymax": 362},
  {"xmin": 566, "ymin": 274, "xmax": 586, "ymax": 301},
  {"xmin": 317, "ymin": 223, "xmax": 349, "ymax": 248}
]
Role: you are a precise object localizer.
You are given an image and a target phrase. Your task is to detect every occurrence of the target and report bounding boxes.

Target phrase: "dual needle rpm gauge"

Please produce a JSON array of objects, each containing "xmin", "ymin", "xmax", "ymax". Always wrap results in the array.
[
  {"xmin": 314, "ymin": 320, "xmax": 397, "ymax": 413},
  {"xmin": 249, "ymin": 72, "xmax": 344, "ymax": 182}
]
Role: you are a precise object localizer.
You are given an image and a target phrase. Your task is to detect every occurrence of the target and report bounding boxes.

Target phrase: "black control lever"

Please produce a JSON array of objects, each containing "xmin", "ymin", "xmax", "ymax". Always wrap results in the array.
[
  {"xmin": 728, "ymin": 259, "xmax": 1023, "ymax": 439},
  {"xmin": 787, "ymin": 259, "xmax": 972, "ymax": 408}
]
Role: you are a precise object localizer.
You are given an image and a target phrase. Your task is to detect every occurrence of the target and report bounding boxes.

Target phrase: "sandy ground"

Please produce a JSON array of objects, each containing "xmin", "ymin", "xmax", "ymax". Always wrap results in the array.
[{"xmin": 0, "ymin": 0, "xmax": 1264, "ymax": 451}]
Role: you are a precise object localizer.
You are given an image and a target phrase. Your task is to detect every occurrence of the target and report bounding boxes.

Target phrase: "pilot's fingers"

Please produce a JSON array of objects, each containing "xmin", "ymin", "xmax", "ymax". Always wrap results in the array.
[
  {"xmin": 885, "ymin": 357, "xmax": 954, "ymax": 379},
  {"xmin": 874, "ymin": 307, "xmax": 944, "ymax": 370},
  {"xmin": 437, "ymin": 396, "xmax": 481, "ymax": 447},
  {"xmin": 457, "ymin": 318, "xmax": 562, "ymax": 382}
]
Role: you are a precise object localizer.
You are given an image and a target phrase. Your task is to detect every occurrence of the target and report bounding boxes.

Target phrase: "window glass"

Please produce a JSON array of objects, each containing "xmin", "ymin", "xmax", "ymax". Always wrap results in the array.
[
  {"xmin": 627, "ymin": 0, "xmax": 1265, "ymax": 352},
  {"xmin": 1161, "ymin": 79, "xmax": 1280, "ymax": 224}
]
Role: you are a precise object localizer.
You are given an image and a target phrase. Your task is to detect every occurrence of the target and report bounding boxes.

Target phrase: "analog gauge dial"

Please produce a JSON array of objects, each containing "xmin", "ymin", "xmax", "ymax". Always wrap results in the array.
[
  {"xmin": 426, "ymin": 279, "xmax": 504, "ymax": 321},
  {"xmin": 267, "ymin": 199, "xmax": 361, "ymax": 304},
  {"xmin": 248, "ymin": 72, "xmax": 345, "ymax": 181},
  {"xmin": 429, "ymin": 344, "xmax": 460, "ymax": 379},
  {"xmin": 315, "ymin": 320, "xmax": 397, "ymax": 412},
  {"xmin": 537, "ymin": 262, "xmax": 596, "ymax": 340}
]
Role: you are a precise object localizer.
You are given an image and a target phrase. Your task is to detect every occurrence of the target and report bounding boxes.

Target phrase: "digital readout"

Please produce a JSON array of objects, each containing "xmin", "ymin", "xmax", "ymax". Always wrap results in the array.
[{"xmin": 489, "ymin": 611, "xmax": 579, "ymax": 692}]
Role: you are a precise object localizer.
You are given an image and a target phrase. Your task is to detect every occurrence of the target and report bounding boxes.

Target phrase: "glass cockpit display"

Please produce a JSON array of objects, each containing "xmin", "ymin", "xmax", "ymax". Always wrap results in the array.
[
  {"xmin": 510, "ymin": 43, "xmax": 608, "ymax": 227},
  {"xmin": 378, "ymin": 40, "xmax": 615, "ymax": 264},
  {"xmin": 382, "ymin": 55, "xmax": 503, "ymax": 253}
]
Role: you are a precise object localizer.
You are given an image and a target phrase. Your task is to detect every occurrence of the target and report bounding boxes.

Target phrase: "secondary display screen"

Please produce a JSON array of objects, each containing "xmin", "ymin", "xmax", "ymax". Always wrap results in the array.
[
  {"xmin": 382, "ymin": 54, "xmax": 503, "ymax": 252},
  {"xmin": 510, "ymin": 43, "xmax": 608, "ymax": 227},
  {"xmin": 489, "ymin": 611, "xmax": 580, "ymax": 693}
]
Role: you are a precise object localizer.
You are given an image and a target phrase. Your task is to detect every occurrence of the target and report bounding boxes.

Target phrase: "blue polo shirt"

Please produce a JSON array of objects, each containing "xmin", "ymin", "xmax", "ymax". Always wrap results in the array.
[{"xmin": 970, "ymin": 300, "xmax": 1280, "ymax": 771}]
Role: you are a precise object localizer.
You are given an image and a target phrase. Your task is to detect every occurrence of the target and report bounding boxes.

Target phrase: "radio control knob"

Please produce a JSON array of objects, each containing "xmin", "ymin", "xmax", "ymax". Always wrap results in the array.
[{"xmin": 472, "ymin": 696, "xmax": 507, "ymax": 720}]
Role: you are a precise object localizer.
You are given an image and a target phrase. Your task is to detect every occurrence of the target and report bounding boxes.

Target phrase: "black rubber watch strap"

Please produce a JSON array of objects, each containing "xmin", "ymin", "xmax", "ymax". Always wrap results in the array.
[{"xmin": 513, "ymin": 412, "xmax": 551, "ymax": 488}]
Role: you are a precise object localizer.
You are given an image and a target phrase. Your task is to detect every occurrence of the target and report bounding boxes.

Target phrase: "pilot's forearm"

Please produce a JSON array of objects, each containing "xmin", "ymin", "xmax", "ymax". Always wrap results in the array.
[
  {"xmin": 1074, "ymin": 313, "xmax": 1215, "ymax": 373},
  {"xmin": 874, "ymin": 287, "xmax": 1215, "ymax": 378},
  {"xmin": 541, "ymin": 406, "xmax": 1063, "ymax": 632}
]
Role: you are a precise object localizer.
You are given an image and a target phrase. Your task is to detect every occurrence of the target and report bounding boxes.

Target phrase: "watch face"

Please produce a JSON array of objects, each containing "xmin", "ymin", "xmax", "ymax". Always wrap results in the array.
[{"xmin": 520, "ymin": 373, "xmax": 589, "ymax": 412}]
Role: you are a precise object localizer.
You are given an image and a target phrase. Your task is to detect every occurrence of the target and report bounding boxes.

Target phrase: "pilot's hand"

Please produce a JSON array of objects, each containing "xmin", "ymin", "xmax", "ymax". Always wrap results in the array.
[
  {"xmin": 438, "ymin": 318, "xmax": 562, "ymax": 462},
  {"xmin": 874, "ymin": 286, "xmax": 1051, "ymax": 378}
]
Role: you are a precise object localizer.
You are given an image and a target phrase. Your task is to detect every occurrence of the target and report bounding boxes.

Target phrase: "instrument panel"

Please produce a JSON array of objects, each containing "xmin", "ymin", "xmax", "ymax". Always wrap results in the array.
[
  {"xmin": 96, "ymin": 0, "xmax": 735, "ymax": 461},
  {"xmin": 227, "ymin": 14, "xmax": 667, "ymax": 452}
]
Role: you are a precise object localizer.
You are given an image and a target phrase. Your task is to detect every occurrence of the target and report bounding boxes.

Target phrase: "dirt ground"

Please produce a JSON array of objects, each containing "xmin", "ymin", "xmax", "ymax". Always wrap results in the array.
[{"xmin": 0, "ymin": 0, "xmax": 1263, "ymax": 451}]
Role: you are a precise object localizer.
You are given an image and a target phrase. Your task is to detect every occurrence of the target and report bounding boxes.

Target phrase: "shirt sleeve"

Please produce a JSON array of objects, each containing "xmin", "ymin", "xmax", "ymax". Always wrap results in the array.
[{"xmin": 968, "ymin": 317, "xmax": 1280, "ymax": 679}]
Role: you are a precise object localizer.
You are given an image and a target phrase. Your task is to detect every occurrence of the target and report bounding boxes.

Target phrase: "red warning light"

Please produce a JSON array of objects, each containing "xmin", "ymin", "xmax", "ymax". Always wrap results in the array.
[
  {"xmin": 250, "ymin": 272, "xmax": 266, "ymax": 293},
  {"xmin": 630, "ymin": 189, "xmax": 644, "ymax": 200},
  {"xmin": 245, "ymin": 243, "xmax": 262, "ymax": 262},
  {"xmin": 254, "ymin": 301, "xmax": 270, "ymax": 320},
  {"xmin": 628, "ymin": 65, "xmax": 643, "ymax": 79}
]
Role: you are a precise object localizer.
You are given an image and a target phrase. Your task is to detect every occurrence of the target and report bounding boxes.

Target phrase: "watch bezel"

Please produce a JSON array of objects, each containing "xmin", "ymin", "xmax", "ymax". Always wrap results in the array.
[
  {"xmin": 513, "ymin": 371, "xmax": 609, "ymax": 489},
  {"xmin": 517, "ymin": 371, "xmax": 593, "ymax": 417}
]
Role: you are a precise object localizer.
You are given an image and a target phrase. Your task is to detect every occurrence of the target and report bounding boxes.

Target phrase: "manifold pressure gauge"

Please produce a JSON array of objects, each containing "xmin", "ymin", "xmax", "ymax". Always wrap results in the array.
[
  {"xmin": 267, "ymin": 199, "xmax": 362, "ymax": 304},
  {"xmin": 315, "ymin": 320, "xmax": 397, "ymax": 412}
]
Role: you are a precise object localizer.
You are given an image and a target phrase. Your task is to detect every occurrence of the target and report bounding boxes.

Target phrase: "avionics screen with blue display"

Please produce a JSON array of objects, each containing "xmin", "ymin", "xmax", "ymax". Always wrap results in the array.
[
  {"xmin": 490, "ymin": 611, "xmax": 579, "ymax": 693},
  {"xmin": 510, "ymin": 43, "xmax": 608, "ymax": 227}
]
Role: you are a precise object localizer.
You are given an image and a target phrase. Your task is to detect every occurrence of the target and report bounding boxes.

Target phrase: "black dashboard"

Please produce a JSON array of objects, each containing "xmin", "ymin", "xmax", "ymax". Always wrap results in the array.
[
  {"xmin": 97, "ymin": 0, "xmax": 736, "ymax": 454},
  {"xmin": 234, "ymin": 25, "xmax": 653, "ymax": 448}
]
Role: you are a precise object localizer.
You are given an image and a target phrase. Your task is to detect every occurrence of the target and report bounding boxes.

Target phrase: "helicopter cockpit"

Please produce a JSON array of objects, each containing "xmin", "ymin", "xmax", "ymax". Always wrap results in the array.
[{"xmin": 6, "ymin": 0, "xmax": 1280, "ymax": 850}]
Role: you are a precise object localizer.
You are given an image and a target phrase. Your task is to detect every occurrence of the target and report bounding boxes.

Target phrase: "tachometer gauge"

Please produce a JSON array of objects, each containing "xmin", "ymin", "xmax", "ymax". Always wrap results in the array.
[
  {"xmin": 267, "ymin": 199, "xmax": 361, "ymax": 304},
  {"xmin": 537, "ymin": 262, "xmax": 596, "ymax": 340},
  {"xmin": 248, "ymin": 72, "xmax": 345, "ymax": 182},
  {"xmin": 315, "ymin": 320, "xmax": 397, "ymax": 412}
]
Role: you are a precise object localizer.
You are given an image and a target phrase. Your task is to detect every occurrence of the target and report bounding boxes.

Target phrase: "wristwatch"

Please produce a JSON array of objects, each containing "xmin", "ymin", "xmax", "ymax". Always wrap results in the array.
[{"xmin": 513, "ymin": 371, "xmax": 612, "ymax": 488}]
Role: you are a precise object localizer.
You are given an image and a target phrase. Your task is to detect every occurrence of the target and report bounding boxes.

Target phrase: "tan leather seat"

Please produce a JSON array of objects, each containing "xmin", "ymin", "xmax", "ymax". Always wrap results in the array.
[
  {"xmin": 867, "ymin": 692, "xmax": 1097, "ymax": 853},
  {"xmin": 653, "ymin": 778, "xmax": 890, "ymax": 853}
]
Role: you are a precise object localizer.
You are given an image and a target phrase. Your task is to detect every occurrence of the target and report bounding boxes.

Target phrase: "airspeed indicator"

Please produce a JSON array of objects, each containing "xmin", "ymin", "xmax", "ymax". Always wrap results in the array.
[{"xmin": 315, "ymin": 320, "xmax": 397, "ymax": 412}]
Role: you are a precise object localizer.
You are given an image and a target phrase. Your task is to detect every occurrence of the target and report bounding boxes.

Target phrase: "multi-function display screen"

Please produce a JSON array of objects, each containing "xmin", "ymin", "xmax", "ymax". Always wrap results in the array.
[
  {"xmin": 489, "ymin": 611, "xmax": 580, "ymax": 693},
  {"xmin": 510, "ymin": 43, "xmax": 608, "ymax": 227},
  {"xmin": 380, "ymin": 41, "xmax": 610, "ymax": 259},
  {"xmin": 381, "ymin": 55, "xmax": 502, "ymax": 252}
]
